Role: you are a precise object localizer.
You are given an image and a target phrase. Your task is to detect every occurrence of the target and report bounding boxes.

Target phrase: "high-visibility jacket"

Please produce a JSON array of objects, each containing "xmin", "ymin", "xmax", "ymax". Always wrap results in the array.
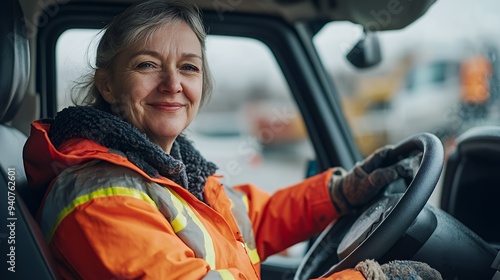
[{"xmin": 23, "ymin": 120, "xmax": 365, "ymax": 280}]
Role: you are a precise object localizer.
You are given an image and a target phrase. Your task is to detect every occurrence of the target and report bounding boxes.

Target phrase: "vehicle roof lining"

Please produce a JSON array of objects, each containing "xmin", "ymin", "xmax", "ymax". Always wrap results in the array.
[{"xmin": 22, "ymin": 0, "xmax": 436, "ymax": 31}]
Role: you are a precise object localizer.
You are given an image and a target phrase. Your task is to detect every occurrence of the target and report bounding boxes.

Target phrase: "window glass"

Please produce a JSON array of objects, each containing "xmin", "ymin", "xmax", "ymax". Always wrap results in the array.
[
  {"xmin": 313, "ymin": 0, "xmax": 500, "ymax": 158},
  {"xmin": 189, "ymin": 36, "xmax": 315, "ymax": 195},
  {"xmin": 56, "ymin": 29, "xmax": 101, "ymax": 110},
  {"xmin": 314, "ymin": 0, "xmax": 500, "ymax": 207}
]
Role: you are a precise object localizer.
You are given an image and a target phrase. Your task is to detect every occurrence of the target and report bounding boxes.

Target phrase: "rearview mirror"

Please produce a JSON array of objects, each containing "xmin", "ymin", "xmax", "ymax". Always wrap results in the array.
[{"xmin": 346, "ymin": 31, "xmax": 382, "ymax": 69}]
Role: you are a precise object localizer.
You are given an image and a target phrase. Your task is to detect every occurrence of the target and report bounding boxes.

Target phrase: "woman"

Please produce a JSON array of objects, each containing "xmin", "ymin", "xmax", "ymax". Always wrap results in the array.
[{"xmin": 23, "ymin": 0, "xmax": 440, "ymax": 279}]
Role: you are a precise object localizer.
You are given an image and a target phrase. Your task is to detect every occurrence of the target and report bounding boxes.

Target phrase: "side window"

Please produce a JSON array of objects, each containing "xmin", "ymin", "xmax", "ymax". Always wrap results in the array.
[
  {"xmin": 56, "ymin": 30, "xmax": 316, "ymax": 197},
  {"xmin": 190, "ymin": 35, "xmax": 315, "ymax": 193},
  {"xmin": 56, "ymin": 29, "xmax": 102, "ymax": 110}
]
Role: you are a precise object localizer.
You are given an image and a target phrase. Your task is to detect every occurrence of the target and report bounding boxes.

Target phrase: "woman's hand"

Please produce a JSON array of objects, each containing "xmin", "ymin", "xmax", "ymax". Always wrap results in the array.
[{"xmin": 329, "ymin": 145, "xmax": 419, "ymax": 215}]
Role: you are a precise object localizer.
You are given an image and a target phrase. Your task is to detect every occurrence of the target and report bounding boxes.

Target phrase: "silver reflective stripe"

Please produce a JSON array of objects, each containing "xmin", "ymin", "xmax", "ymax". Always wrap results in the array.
[
  {"xmin": 224, "ymin": 187, "xmax": 260, "ymax": 265},
  {"xmin": 203, "ymin": 270, "xmax": 235, "ymax": 280},
  {"xmin": 40, "ymin": 160, "xmax": 157, "ymax": 242},
  {"xmin": 148, "ymin": 183, "xmax": 216, "ymax": 269},
  {"xmin": 41, "ymin": 160, "xmax": 218, "ymax": 269}
]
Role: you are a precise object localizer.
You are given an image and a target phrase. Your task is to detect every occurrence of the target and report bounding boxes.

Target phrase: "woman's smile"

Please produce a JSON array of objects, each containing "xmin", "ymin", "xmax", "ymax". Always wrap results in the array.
[{"xmin": 148, "ymin": 101, "xmax": 186, "ymax": 112}]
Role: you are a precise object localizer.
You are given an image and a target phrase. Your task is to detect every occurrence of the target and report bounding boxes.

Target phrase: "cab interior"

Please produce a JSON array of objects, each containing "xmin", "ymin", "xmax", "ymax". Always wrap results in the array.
[{"xmin": 1, "ymin": 0, "xmax": 500, "ymax": 279}]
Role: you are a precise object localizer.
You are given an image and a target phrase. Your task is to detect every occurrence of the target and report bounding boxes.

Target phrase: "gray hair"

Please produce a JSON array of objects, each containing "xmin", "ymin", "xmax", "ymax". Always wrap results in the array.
[{"xmin": 72, "ymin": 0, "xmax": 212, "ymax": 112}]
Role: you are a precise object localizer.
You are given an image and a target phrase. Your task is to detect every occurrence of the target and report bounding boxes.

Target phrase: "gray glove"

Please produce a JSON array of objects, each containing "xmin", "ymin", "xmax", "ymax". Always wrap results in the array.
[
  {"xmin": 329, "ymin": 145, "xmax": 419, "ymax": 215},
  {"xmin": 354, "ymin": 259, "xmax": 442, "ymax": 280}
]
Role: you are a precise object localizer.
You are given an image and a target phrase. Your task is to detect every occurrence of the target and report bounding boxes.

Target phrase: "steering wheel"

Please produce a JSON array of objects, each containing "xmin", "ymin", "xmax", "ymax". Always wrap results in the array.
[{"xmin": 294, "ymin": 133, "xmax": 444, "ymax": 279}]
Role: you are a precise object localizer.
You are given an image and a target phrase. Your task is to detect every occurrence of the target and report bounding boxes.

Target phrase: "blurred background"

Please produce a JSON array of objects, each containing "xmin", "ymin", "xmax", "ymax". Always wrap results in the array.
[{"xmin": 314, "ymin": 0, "xmax": 500, "ymax": 156}]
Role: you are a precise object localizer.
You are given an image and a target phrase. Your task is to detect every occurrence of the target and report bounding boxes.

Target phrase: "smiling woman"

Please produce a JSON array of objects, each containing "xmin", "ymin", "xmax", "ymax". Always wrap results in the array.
[
  {"xmin": 21, "ymin": 0, "xmax": 440, "ymax": 279},
  {"xmin": 6, "ymin": 0, "xmax": 500, "ymax": 278}
]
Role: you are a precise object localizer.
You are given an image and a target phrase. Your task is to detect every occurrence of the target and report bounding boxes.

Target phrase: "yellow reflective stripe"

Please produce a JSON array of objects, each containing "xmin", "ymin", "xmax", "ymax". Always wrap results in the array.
[
  {"xmin": 168, "ymin": 194, "xmax": 189, "ymax": 233},
  {"xmin": 218, "ymin": 270, "xmax": 235, "ymax": 280},
  {"xmin": 46, "ymin": 186, "xmax": 157, "ymax": 242},
  {"xmin": 170, "ymin": 189, "xmax": 216, "ymax": 269},
  {"xmin": 245, "ymin": 245, "xmax": 260, "ymax": 264},
  {"xmin": 170, "ymin": 214, "xmax": 188, "ymax": 233},
  {"xmin": 241, "ymin": 194, "xmax": 249, "ymax": 212}
]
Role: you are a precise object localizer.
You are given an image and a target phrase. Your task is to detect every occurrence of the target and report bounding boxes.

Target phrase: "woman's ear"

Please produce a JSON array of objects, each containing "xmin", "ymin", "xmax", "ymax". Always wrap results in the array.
[{"xmin": 95, "ymin": 68, "xmax": 116, "ymax": 104}]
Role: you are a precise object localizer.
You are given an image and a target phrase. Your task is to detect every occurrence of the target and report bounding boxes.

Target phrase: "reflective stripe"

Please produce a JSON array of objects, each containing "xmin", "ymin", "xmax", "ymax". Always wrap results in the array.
[
  {"xmin": 241, "ymin": 194, "xmax": 249, "ymax": 212},
  {"xmin": 239, "ymin": 192, "xmax": 260, "ymax": 264},
  {"xmin": 203, "ymin": 270, "xmax": 235, "ymax": 280},
  {"xmin": 170, "ymin": 213, "xmax": 188, "ymax": 233},
  {"xmin": 45, "ymin": 186, "xmax": 156, "ymax": 241},
  {"xmin": 147, "ymin": 183, "xmax": 215, "ymax": 268},
  {"xmin": 218, "ymin": 270, "xmax": 235, "ymax": 280},
  {"xmin": 246, "ymin": 247, "xmax": 260, "ymax": 265},
  {"xmin": 168, "ymin": 193, "xmax": 188, "ymax": 233},
  {"xmin": 224, "ymin": 187, "xmax": 260, "ymax": 265},
  {"xmin": 41, "ymin": 160, "xmax": 257, "ymax": 272},
  {"xmin": 40, "ymin": 161, "xmax": 157, "ymax": 242},
  {"xmin": 168, "ymin": 188, "xmax": 217, "ymax": 269}
]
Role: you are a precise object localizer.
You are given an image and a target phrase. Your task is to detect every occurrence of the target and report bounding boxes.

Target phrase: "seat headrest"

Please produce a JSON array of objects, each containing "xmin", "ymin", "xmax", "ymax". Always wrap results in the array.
[
  {"xmin": 456, "ymin": 126, "xmax": 500, "ymax": 157},
  {"xmin": 0, "ymin": 0, "xmax": 30, "ymax": 123}
]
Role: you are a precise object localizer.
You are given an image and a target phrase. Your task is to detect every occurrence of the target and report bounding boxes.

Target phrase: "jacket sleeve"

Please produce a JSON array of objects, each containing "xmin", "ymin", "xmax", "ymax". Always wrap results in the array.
[
  {"xmin": 233, "ymin": 169, "xmax": 341, "ymax": 260},
  {"xmin": 320, "ymin": 269, "xmax": 366, "ymax": 280},
  {"xmin": 48, "ymin": 195, "xmax": 250, "ymax": 280},
  {"xmin": 233, "ymin": 170, "xmax": 366, "ymax": 280}
]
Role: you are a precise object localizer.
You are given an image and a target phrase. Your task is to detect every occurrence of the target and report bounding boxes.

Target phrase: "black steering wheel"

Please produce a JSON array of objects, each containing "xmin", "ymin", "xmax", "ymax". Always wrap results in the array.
[{"xmin": 294, "ymin": 133, "xmax": 444, "ymax": 279}]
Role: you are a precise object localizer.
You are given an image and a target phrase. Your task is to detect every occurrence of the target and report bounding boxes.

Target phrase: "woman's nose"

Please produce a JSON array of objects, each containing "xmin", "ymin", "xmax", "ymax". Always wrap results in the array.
[{"xmin": 158, "ymin": 69, "xmax": 182, "ymax": 94}]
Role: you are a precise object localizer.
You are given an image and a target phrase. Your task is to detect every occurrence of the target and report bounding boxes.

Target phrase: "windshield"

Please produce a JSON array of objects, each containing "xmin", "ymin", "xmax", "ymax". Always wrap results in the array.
[
  {"xmin": 313, "ymin": 0, "xmax": 500, "ymax": 157},
  {"xmin": 405, "ymin": 61, "xmax": 459, "ymax": 91}
]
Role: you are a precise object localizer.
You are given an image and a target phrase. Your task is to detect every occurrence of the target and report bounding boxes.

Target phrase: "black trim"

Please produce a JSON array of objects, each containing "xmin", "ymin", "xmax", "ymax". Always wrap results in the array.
[{"xmin": 295, "ymin": 22, "xmax": 360, "ymax": 166}]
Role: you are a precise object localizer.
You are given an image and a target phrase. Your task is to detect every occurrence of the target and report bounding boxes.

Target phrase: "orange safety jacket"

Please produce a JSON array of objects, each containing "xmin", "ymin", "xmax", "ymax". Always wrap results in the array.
[{"xmin": 23, "ymin": 120, "xmax": 365, "ymax": 280}]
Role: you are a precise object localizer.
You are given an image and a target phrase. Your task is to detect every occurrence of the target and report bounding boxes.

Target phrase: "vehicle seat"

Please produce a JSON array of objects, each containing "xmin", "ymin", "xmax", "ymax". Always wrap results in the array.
[
  {"xmin": 0, "ymin": 0, "xmax": 60, "ymax": 278},
  {"xmin": 440, "ymin": 126, "xmax": 500, "ymax": 247}
]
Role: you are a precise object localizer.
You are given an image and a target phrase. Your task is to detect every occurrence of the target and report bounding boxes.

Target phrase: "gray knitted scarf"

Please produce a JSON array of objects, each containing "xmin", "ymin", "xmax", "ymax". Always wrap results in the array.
[{"xmin": 48, "ymin": 106, "xmax": 217, "ymax": 202}]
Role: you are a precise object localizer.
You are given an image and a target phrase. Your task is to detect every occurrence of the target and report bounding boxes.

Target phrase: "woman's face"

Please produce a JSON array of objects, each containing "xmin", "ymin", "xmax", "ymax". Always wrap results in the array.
[{"xmin": 97, "ymin": 20, "xmax": 203, "ymax": 152}]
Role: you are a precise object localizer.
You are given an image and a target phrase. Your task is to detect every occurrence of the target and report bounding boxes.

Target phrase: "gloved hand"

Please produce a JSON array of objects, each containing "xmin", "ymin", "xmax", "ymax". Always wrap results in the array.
[
  {"xmin": 354, "ymin": 259, "xmax": 442, "ymax": 280},
  {"xmin": 329, "ymin": 145, "xmax": 420, "ymax": 215}
]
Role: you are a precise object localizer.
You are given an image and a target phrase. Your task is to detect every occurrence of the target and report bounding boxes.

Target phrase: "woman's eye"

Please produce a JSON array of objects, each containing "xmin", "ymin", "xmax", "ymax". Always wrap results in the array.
[
  {"xmin": 137, "ymin": 62, "xmax": 155, "ymax": 69},
  {"xmin": 181, "ymin": 64, "xmax": 200, "ymax": 72}
]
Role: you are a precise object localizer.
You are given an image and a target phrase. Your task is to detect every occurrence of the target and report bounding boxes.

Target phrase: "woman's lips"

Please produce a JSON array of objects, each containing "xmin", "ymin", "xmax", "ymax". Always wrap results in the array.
[{"xmin": 149, "ymin": 102, "xmax": 185, "ymax": 112}]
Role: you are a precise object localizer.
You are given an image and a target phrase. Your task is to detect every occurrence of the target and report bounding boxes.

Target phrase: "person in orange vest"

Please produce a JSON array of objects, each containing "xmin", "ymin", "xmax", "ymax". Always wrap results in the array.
[{"xmin": 23, "ymin": 0, "xmax": 441, "ymax": 279}]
